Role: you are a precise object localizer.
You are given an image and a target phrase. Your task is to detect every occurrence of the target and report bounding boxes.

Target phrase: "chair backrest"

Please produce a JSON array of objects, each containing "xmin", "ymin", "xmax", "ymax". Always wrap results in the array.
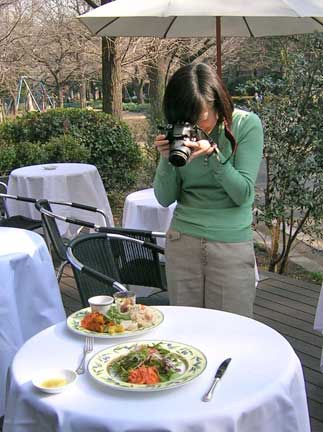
[
  {"xmin": 101, "ymin": 228, "xmax": 166, "ymax": 291},
  {"xmin": 0, "ymin": 192, "xmax": 42, "ymax": 230},
  {"xmin": 0, "ymin": 178, "xmax": 9, "ymax": 217},
  {"xmin": 35, "ymin": 199, "xmax": 67, "ymax": 261},
  {"xmin": 67, "ymin": 233, "xmax": 123, "ymax": 306}
]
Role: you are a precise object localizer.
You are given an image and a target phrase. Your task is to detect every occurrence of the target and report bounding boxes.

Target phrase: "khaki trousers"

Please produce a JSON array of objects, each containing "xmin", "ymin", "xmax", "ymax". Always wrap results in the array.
[{"xmin": 165, "ymin": 231, "xmax": 256, "ymax": 318}]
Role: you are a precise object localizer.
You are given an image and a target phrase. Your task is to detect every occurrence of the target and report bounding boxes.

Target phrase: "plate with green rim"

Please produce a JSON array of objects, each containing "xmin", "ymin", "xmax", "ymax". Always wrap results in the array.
[
  {"xmin": 87, "ymin": 340, "xmax": 207, "ymax": 391},
  {"xmin": 66, "ymin": 307, "xmax": 164, "ymax": 339}
]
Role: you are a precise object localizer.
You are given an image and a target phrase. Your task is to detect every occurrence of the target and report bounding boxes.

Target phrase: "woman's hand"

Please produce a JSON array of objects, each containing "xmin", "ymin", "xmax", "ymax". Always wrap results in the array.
[
  {"xmin": 184, "ymin": 139, "xmax": 217, "ymax": 162},
  {"xmin": 155, "ymin": 134, "xmax": 170, "ymax": 158}
]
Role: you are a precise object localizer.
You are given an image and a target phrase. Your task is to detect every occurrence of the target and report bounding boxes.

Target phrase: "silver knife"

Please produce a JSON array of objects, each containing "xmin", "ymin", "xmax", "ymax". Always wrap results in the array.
[{"xmin": 202, "ymin": 358, "xmax": 232, "ymax": 402}]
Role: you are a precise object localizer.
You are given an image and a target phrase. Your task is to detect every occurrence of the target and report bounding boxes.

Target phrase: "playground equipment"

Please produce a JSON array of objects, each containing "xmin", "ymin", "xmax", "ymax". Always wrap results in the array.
[{"xmin": 15, "ymin": 76, "xmax": 55, "ymax": 113}]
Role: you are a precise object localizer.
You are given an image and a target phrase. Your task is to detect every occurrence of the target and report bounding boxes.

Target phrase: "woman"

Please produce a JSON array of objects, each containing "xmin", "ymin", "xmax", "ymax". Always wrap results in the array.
[{"xmin": 153, "ymin": 62, "xmax": 263, "ymax": 318}]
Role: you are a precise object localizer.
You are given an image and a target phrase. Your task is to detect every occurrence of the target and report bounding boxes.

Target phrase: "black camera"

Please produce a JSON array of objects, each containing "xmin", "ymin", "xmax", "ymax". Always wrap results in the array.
[{"xmin": 164, "ymin": 122, "xmax": 204, "ymax": 167}]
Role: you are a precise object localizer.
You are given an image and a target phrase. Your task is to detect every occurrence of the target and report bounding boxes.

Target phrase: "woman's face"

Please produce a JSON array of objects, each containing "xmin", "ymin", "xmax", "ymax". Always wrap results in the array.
[{"xmin": 197, "ymin": 105, "xmax": 218, "ymax": 135}]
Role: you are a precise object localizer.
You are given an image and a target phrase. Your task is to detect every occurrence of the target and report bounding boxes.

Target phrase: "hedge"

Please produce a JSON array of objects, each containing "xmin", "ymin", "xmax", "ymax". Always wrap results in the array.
[{"xmin": 0, "ymin": 108, "xmax": 142, "ymax": 191}]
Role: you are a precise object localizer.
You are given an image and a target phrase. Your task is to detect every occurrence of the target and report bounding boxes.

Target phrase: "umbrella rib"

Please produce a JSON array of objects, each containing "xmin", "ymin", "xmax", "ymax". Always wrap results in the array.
[
  {"xmin": 242, "ymin": 17, "xmax": 254, "ymax": 37},
  {"xmin": 95, "ymin": 17, "xmax": 120, "ymax": 36},
  {"xmin": 163, "ymin": 17, "xmax": 177, "ymax": 38},
  {"xmin": 311, "ymin": 17, "xmax": 323, "ymax": 28}
]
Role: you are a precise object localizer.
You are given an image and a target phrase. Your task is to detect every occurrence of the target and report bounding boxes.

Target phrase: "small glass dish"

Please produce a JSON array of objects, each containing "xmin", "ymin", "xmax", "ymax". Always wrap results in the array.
[
  {"xmin": 113, "ymin": 291, "xmax": 136, "ymax": 313},
  {"xmin": 32, "ymin": 369, "xmax": 77, "ymax": 394}
]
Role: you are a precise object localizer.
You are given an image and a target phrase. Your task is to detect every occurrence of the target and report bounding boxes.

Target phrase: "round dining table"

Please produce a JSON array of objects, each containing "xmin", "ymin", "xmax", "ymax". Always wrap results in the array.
[
  {"xmin": 122, "ymin": 187, "xmax": 176, "ymax": 239},
  {"xmin": 7, "ymin": 163, "xmax": 114, "ymax": 238},
  {"xmin": 4, "ymin": 306, "xmax": 310, "ymax": 432},
  {"xmin": 0, "ymin": 228, "xmax": 66, "ymax": 417}
]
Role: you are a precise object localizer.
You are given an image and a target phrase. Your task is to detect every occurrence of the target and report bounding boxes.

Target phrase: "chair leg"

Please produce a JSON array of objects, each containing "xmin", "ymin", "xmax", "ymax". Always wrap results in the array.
[
  {"xmin": 43, "ymin": 228, "xmax": 52, "ymax": 253},
  {"xmin": 57, "ymin": 260, "xmax": 69, "ymax": 282}
]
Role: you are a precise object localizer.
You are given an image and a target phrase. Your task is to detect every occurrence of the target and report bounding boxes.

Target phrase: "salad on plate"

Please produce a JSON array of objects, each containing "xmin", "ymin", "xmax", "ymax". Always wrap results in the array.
[
  {"xmin": 88, "ymin": 340, "xmax": 207, "ymax": 391},
  {"xmin": 110, "ymin": 342, "xmax": 182, "ymax": 384}
]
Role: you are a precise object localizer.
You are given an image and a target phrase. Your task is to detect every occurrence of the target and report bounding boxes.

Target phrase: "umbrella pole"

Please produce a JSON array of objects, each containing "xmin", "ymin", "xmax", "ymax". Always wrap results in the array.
[{"xmin": 216, "ymin": 16, "xmax": 222, "ymax": 78}]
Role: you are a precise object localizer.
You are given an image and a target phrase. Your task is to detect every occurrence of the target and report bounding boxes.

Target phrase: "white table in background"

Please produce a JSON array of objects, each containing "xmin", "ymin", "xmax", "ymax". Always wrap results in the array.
[
  {"xmin": 0, "ymin": 228, "xmax": 66, "ymax": 417},
  {"xmin": 122, "ymin": 187, "xmax": 176, "ymax": 234},
  {"xmin": 122, "ymin": 188, "xmax": 259, "ymax": 284},
  {"xmin": 4, "ymin": 306, "xmax": 310, "ymax": 432},
  {"xmin": 7, "ymin": 163, "xmax": 114, "ymax": 238},
  {"xmin": 122, "ymin": 188, "xmax": 176, "ymax": 249},
  {"xmin": 314, "ymin": 282, "xmax": 323, "ymax": 372}
]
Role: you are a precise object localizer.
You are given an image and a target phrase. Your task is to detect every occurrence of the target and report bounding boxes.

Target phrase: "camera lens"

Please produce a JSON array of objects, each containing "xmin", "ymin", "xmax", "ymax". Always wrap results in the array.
[{"xmin": 169, "ymin": 143, "xmax": 191, "ymax": 167}]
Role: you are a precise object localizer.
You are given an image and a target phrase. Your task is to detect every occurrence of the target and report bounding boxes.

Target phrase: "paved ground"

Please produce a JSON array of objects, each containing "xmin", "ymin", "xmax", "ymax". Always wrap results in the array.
[
  {"xmin": 256, "ymin": 158, "xmax": 323, "ymax": 271},
  {"xmin": 254, "ymin": 227, "xmax": 323, "ymax": 276}
]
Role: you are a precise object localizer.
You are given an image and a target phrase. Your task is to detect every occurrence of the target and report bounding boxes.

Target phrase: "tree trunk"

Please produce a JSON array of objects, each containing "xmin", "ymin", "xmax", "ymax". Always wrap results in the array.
[
  {"xmin": 57, "ymin": 84, "xmax": 64, "ymax": 108},
  {"xmin": 80, "ymin": 78, "xmax": 87, "ymax": 108},
  {"xmin": 102, "ymin": 36, "xmax": 122, "ymax": 119},
  {"xmin": 90, "ymin": 81, "xmax": 97, "ymax": 101},
  {"xmin": 278, "ymin": 245, "xmax": 290, "ymax": 274},
  {"xmin": 133, "ymin": 78, "xmax": 145, "ymax": 104},
  {"xmin": 147, "ymin": 58, "xmax": 166, "ymax": 123},
  {"xmin": 268, "ymin": 220, "xmax": 281, "ymax": 272}
]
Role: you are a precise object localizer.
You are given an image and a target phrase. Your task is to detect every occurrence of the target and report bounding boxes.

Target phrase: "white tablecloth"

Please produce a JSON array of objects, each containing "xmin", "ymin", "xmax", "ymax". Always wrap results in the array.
[
  {"xmin": 4, "ymin": 306, "xmax": 310, "ymax": 432},
  {"xmin": 7, "ymin": 163, "xmax": 114, "ymax": 238},
  {"xmin": 123, "ymin": 188, "xmax": 176, "ymax": 235},
  {"xmin": 314, "ymin": 283, "xmax": 323, "ymax": 372},
  {"xmin": 0, "ymin": 228, "xmax": 66, "ymax": 417}
]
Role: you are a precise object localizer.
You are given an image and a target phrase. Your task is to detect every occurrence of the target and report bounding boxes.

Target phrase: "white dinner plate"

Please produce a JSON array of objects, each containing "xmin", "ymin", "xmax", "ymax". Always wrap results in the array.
[
  {"xmin": 66, "ymin": 306, "xmax": 164, "ymax": 339},
  {"xmin": 88, "ymin": 340, "xmax": 207, "ymax": 391}
]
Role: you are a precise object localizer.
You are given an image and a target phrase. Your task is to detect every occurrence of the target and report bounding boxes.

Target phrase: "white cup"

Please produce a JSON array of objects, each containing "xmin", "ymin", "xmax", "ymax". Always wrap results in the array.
[{"xmin": 88, "ymin": 295, "xmax": 114, "ymax": 314}]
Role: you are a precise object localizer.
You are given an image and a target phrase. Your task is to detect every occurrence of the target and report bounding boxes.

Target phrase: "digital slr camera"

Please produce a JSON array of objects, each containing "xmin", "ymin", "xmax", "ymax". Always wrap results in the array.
[{"xmin": 164, "ymin": 122, "xmax": 204, "ymax": 167}]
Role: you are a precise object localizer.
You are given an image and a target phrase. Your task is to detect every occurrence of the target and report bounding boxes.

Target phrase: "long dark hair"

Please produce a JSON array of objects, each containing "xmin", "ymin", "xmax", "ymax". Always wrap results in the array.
[{"xmin": 163, "ymin": 63, "xmax": 237, "ymax": 154}]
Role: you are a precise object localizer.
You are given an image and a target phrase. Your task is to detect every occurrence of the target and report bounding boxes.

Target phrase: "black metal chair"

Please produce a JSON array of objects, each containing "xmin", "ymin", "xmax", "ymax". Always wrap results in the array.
[
  {"xmin": 35, "ymin": 198, "xmax": 110, "ymax": 282},
  {"xmin": 35, "ymin": 200, "xmax": 169, "ymax": 303},
  {"xmin": 0, "ymin": 189, "xmax": 42, "ymax": 231},
  {"xmin": 0, "ymin": 177, "xmax": 8, "ymax": 217},
  {"xmin": 66, "ymin": 233, "xmax": 169, "ymax": 307}
]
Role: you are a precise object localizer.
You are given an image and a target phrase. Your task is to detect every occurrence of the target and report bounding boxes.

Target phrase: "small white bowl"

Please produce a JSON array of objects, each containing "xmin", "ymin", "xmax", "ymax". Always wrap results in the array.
[
  {"xmin": 32, "ymin": 369, "xmax": 77, "ymax": 394},
  {"xmin": 88, "ymin": 295, "xmax": 114, "ymax": 314}
]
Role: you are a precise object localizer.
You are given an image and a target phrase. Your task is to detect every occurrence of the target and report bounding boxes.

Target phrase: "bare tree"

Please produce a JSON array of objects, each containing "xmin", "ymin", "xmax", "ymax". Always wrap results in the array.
[
  {"xmin": 28, "ymin": 1, "xmax": 100, "ymax": 108},
  {"xmin": 0, "ymin": 0, "xmax": 36, "ymax": 115}
]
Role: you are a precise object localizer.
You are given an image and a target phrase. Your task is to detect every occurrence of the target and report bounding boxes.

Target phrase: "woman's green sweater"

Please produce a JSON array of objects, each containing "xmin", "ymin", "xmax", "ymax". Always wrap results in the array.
[{"xmin": 153, "ymin": 109, "xmax": 264, "ymax": 242}]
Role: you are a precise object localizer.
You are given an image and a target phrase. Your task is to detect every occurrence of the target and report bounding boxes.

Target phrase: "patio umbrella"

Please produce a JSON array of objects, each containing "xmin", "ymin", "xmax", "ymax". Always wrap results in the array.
[{"xmin": 79, "ymin": 0, "xmax": 323, "ymax": 76}]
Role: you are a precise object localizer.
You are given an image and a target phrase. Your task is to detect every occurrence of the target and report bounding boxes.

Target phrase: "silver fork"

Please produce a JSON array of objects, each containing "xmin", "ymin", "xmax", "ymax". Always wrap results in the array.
[{"xmin": 76, "ymin": 336, "xmax": 94, "ymax": 375}]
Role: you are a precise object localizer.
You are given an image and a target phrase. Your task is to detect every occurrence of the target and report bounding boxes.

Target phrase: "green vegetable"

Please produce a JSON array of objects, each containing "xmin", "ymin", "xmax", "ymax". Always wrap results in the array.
[
  {"xmin": 110, "ymin": 343, "xmax": 182, "ymax": 383},
  {"xmin": 106, "ymin": 305, "xmax": 131, "ymax": 324}
]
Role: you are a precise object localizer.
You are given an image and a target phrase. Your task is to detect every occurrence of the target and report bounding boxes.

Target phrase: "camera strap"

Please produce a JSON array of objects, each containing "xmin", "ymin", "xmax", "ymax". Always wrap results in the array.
[{"xmin": 200, "ymin": 123, "xmax": 237, "ymax": 166}]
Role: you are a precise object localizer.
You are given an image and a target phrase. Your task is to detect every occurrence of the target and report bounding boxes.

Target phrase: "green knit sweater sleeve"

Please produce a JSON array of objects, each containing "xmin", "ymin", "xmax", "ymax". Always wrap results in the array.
[
  {"xmin": 209, "ymin": 112, "xmax": 263, "ymax": 206},
  {"xmin": 153, "ymin": 156, "xmax": 181, "ymax": 206}
]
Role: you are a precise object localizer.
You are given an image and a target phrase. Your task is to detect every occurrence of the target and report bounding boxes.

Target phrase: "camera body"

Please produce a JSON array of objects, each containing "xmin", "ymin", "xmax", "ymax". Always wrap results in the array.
[{"xmin": 164, "ymin": 122, "xmax": 204, "ymax": 167}]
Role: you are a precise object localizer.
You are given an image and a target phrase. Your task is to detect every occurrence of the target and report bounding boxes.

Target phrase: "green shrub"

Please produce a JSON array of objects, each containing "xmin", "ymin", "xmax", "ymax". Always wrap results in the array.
[
  {"xmin": 15, "ymin": 141, "xmax": 47, "ymax": 167},
  {"xmin": 123, "ymin": 102, "xmax": 150, "ymax": 113},
  {"xmin": 0, "ymin": 144, "xmax": 16, "ymax": 174},
  {"xmin": 311, "ymin": 272, "xmax": 323, "ymax": 284},
  {"xmin": 45, "ymin": 135, "xmax": 90, "ymax": 163},
  {"xmin": 0, "ymin": 140, "xmax": 46, "ymax": 174},
  {"xmin": 0, "ymin": 109, "xmax": 142, "ymax": 191}
]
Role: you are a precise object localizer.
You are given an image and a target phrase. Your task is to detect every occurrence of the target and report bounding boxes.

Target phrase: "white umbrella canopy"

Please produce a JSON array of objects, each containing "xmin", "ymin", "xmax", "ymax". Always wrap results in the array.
[
  {"xmin": 79, "ymin": 0, "xmax": 323, "ymax": 75},
  {"xmin": 79, "ymin": 0, "xmax": 323, "ymax": 38}
]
